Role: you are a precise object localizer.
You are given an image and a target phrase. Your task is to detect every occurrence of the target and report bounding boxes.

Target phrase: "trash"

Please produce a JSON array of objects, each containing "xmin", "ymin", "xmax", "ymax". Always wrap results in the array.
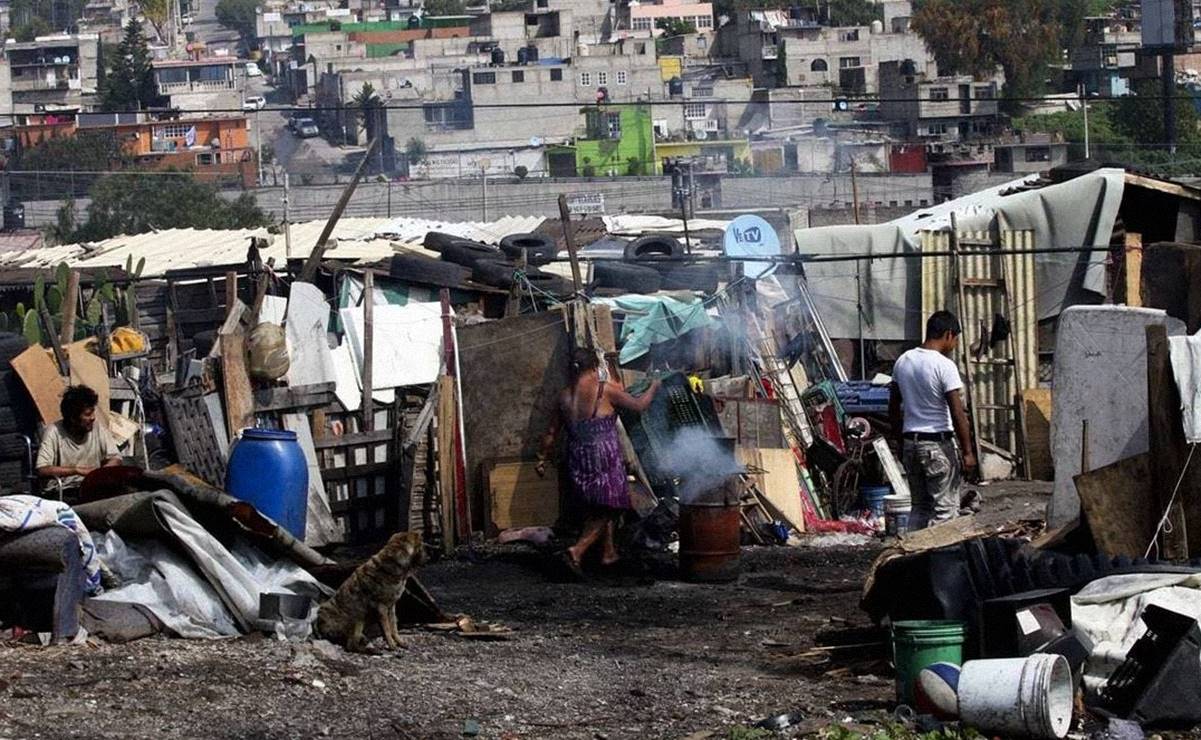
[
  {"xmin": 462, "ymin": 719, "xmax": 481, "ymax": 737},
  {"xmin": 496, "ymin": 526, "xmax": 555, "ymax": 546},
  {"xmin": 959, "ymin": 653, "xmax": 1074, "ymax": 739},
  {"xmin": 753, "ymin": 710, "xmax": 805, "ymax": 730},
  {"xmin": 914, "ymin": 662, "xmax": 960, "ymax": 719},
  {"xmin": 1097, "ymin": 604, "xmax": 1201, "ymax": 729},
  {"xmin": 883, "ymin": 494, "xmax": 911, "ymax": 536},
  {"xmin": 891, "ymin": 620, "xmax": 965, "ymax": 705},
  {"xmin": 247, "ymin": 322, "xmax": 290, "ymax": 381}
]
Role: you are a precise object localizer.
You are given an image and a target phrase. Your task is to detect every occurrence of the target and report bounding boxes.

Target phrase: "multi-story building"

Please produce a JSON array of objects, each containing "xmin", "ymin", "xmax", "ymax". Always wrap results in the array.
[
  {"xmin": 625, "ymin": 0, "xmax": 714, "ymax": 35},
  {"xmin": 993, "ymin": 134, "xmax": 1071, "ymax": 174},
  {"xmin": 152, "ymin": 57, "xmax": 246, "ymax": 112},
  {"xmin": 1067, "ymin": 15, "xmax": 1141, "ymax": 97},
  {"xmin": 5, "ymin": 34, "xmax": 101, "ymax": 113},
  {"xmin": 878, "ymin": 60, "xmax": 1003, "ymax": 140}
]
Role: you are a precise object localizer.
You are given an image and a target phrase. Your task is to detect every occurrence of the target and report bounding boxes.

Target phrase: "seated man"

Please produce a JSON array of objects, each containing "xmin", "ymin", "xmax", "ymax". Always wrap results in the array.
[{"xmin": 36, "ymin": 385, "xmax": 121, "ymax": 497}]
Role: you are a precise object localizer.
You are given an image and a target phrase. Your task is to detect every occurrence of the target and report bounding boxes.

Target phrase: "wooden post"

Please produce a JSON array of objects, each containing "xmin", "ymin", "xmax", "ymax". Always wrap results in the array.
[
  {"xmin": 437, "ymin": 375, "xmax": 456, "ymax": 553},
  {"xmin": 361, "ymin": 271, "xmax": 374, "ymax": 435},
  {"xmin": 59, "ymin": 269, "xmax": 80, "ymax": 345},
  {"xmin": 39, "ymin": 305, "xmax": 68, "ymax": 376},
  {"xmin": 300, "ymin": 138, "xmax": 380, "ymax": 283},
  {"xmin": 1146, "ymin": 323, "xmax": 1189, "ymax": 558},
  {"xmin": 1125, "ymin": 232, "xmax": 1143, "ymax": 307},
  {"xmin": 557, "ymin": 193, "xmax": 583, "ymax": 294},
  {"xmin": 225, "ymin": 271, "xmax": 238, "ymax": 319}
]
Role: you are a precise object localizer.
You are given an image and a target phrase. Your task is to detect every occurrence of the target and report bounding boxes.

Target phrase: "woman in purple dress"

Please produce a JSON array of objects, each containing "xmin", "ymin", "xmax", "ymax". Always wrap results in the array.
[{"xmin": 537, "ymin": 349, "xmax": 659, "ymax": 573}]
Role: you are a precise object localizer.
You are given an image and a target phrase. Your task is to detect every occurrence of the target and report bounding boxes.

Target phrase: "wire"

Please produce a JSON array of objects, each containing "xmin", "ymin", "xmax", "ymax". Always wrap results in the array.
[{"xmin": 1145, "ymin": 442, "xmax": 1198, "ymax": 559}]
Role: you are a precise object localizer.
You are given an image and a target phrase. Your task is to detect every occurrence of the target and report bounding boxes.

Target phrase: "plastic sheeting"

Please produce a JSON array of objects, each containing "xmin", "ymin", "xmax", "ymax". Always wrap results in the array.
[
  {"xmin": 1072, "ymin": 572, "xmax": 1201, "ymax": 696},
  {"xmin": 339, "ymin": 301, "xmax": 443, "ymax": 389},
  {"xmin": 794, "ymin": 168, "xmax": 1127, "ymax": 340},
  {"xmin": 92, "ymin": 497, "xmax": 329, "ymax": 639},
  {"xmin": 594, "ymin": 294, "xmax": 715, "ymax": 364}
]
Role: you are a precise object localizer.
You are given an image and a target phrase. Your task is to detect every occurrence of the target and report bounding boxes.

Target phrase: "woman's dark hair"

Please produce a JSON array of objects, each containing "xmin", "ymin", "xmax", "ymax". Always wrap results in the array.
[
  {"xmin": 61, "ymin": 384, "xmax": 99, "ymax": 422},
  {"xmin": 570, "ymin": 348, "xmax": 599, "ymax": 378}
]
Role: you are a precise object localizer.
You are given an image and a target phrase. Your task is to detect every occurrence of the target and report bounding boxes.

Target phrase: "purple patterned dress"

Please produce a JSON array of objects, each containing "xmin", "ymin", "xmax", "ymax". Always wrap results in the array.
[{"xmin": 566, "ymin": 413, "xmax": 630, "ymax": 511}]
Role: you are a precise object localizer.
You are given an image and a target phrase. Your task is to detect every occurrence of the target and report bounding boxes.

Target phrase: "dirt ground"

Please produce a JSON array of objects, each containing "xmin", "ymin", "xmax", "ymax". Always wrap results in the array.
[{"xmin": 0, "ymin": 482, "xmax": 1050, "ymax": 740}]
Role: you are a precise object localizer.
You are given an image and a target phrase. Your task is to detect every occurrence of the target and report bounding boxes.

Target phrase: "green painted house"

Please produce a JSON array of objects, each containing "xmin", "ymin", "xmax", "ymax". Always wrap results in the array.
[{"xmin": 574, "ymin": 104, "xmax": 655, "ymax": 177}]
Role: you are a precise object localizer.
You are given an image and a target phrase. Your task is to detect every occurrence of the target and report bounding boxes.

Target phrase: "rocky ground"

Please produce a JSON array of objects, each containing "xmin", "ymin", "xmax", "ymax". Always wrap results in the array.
[{"xmin": 0, "ymin": 482, "xmax": 1050, "ymax": 740}]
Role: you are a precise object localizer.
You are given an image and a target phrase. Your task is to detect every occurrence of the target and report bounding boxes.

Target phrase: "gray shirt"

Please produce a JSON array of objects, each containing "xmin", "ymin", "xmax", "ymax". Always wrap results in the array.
[{"xmin": 36, "ymin": 420, "xmax": 119, "ymax": 490}]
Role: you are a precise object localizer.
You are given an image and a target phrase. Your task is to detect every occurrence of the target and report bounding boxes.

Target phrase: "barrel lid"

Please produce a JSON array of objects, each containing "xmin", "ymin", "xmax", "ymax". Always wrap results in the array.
[{"xmin": 241, "ymin": 428, "xmax": 298, "ymax": 442}]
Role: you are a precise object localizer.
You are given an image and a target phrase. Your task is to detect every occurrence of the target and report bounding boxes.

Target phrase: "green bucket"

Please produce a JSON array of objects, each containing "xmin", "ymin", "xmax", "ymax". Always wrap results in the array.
[{"xmin": 891, "ymin": 620, "xmax": 966, "ymax": 705}]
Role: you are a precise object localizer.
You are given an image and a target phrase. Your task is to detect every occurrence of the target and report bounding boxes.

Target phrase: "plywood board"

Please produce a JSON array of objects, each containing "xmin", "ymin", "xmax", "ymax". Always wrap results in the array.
[
  {"xmin": 486, "ymin": 460, "xmax": 560, "ymax": 535},
  {"xmin": 283, "ymin": 412, "xmax": 343, "ymax": 547},
  {"xmin": 1022, "ymin": 388, "xmax": 1053, "ymax": 481},
  {"xmin": 437, "ymin": 375, "xmax": 457, "ymax": 551},
  {"xmin": 737, "ymin": 447, "xmax": 805, "ymax": 534},
  {"xmin": 1075, "ymin": 452, "xmax": 1155, "ymax": 558},
  {"xmin": 11, "ymin": 346, "xmax": 65, "ymax": 424},
  {"xmin": 65, "ymin": 342, "xmax": 110, "ymax": 423},
  {"xmin": 220, "ymin": 332, "xmax": 254, "ymax": 438}
]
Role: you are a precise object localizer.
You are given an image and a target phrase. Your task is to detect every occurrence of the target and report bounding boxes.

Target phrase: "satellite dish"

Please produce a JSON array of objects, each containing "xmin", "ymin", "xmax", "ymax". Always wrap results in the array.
[{"xmin": 723, "ymin": 214, "xmax": 779, "ymax": 279}]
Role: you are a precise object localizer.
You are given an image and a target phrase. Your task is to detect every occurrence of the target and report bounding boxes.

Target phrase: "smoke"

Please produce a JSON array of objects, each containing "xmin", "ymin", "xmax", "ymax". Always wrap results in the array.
[{"xmin": 657, "ymin": 426, "xmax": 744, "ymax": 504}]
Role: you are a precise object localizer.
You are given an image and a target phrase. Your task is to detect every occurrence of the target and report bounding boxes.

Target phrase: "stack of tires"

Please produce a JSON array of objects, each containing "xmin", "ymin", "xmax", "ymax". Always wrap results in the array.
[
  {"xmin": 591, "ymin": 235, "xmax": 723, "ymax": 295},
  {"xmin": 432, "ymin": 231, "xmax": 574, "ymax": 298},
  {"xmin": 0, "ymin": 332, "xmax": 39, "ymax": 492}
]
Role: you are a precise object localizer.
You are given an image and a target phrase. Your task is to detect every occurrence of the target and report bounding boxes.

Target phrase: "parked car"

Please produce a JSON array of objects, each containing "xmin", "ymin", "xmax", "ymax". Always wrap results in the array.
[
  {"xmin": 296, "ymin": 118, "xmax": 319, "ymax": 138},
  {"xmin": 242, "ymin": 96, "xmax": 266, "ymax": 111},
  {"xmin": 245, "ymin": 62, "xmax": 262, "ymax": 78}
]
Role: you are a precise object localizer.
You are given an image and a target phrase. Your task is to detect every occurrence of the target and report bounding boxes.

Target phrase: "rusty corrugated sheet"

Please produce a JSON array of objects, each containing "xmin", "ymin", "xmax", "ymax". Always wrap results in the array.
[{"xmin": 920, "ymin": 229, "xmax": 1038, "ymax": 455}]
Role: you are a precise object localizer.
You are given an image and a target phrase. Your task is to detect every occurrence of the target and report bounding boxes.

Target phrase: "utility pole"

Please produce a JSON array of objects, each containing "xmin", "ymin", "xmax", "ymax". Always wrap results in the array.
[
  {"xmin": 1079, "ymin": 82, "xmax": 1090, "ymax": 160},
  {"xmin": 1163, "ymin": 51, "xmax": 1178, "ymax": 155},
  {"xmin": 850, "ymin": 158, "xmax": 861, "ymax": 225},
  {"xmin": 255, "ymin": 109, "xmax": 264, "ymax": 186},
  {"xmin": 282, "ymin": 173, "xmax": 292, "ymax": 258},
  {"xmin": 479, "ymin": 158, "xmax": 491, "ymax": 221},
  {"xmin": 672, "ymin": 159, "xmax": 693, "ymax": 253}
]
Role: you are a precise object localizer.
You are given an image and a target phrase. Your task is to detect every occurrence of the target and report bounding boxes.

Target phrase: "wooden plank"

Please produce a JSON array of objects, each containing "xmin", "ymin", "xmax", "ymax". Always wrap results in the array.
[
  {"xmin": 1125, "ymin": 173, "xmax": 1201, "ymax": 201},
  {"xmin": 220, "ymin": 332, "xmax": 255, "ymax": 439},
  {"xmin": 59, "ymin": 270, "xmax": 80, "ymax": 345},
  {"xmin": 318, "ymin": 461, "xmax": 393, "ymax": 482},
  {"xmin": 39, "ymin": 306, "xmax": 68, "ymax": 375},
  {"xmin": 313, "ymin": 428, "xmax": 394, "ymax": 449},
  {"xmin": 1022, "ymin": 388, "xmax": 1054, "ymax": 481},
  {"xmin": 173, "ymin": 306, "xmax": 229, "ymax": 324},
  {"xmin": 282, "ymin": 413, "xmax": 342, "ymax": 547},
  {"xmin": 225, "ymin": 271, "xmax": 238, "ymax": 318},
  {"xmin": 251, "ymin": 382, "xmax": 336, "ymax": 413},
  {"xmin": 11, "ymin": 346, "xmax": 66, "ymax": 424},
  {"xmin": 1146, "ymin": 324, "xmax": 1190, "ymax": 559},
  {"xmin": 486, "ymin": 459, "xmax": 560, "ymax": 535},
  {"xmin": 1075, "ymin": 452, "xmax": 1155, "ymax": 558},
  {"xmin": 737, "ymin": 447, "xmax": 805, "ymax": 534},
  {"xmin": 1125, "ymin": 233, "xmax": 1143, "ymax": 308},
  {"xmin": 437, "ymin": 375, "xmax": 457, "ymax": 552},
  {"xmin": 361, "ymin": 271, "xmax": 375, "ymax": 434}
]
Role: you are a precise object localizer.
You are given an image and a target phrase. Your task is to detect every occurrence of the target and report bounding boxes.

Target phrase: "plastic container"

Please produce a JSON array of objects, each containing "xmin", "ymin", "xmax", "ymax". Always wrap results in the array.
[
  {"xmin": 959, "ymin": 653, "xmax": 1074, "ymax": 739},
  {"xmin": 860, "ymin": 484, "xmax": 891, "ymax": 518},
  {"xmin": 226, "ymin": 428, "xmax": 309, "ymax": 539},
  {"xmin": 892, "ymin": 620, "xmax": 967, "ymax": 705},
  {"xmin": 884, "ymin": 494, "xmax": 912, "ymax": 535}
]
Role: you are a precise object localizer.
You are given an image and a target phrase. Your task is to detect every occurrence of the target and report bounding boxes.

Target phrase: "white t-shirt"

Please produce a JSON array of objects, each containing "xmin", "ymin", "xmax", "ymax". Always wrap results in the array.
[{"xmin": 892, "ymin": 347, "xmax": 964, "ymax": 433}]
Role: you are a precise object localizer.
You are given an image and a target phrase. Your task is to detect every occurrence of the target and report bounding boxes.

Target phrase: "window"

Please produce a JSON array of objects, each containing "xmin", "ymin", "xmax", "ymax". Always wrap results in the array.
[
  {"xmin": 697, "ymin": 36, "xmax": 707, "ymax": 49},
  {"xmin": 550, "ymin": 68, "xmax": 563, "ymax": 81},
  {"xmin": 974, "ymin": 85, "xmax": 994, "ymax": 99},
  {"xmin": 580, "ymin": 72, "xmax": 592, "ymax": 86},
  {"xmin": 696, "ymin": 14, "xmax": 712, "ymax": 28},
  {"xmin": 839, "ymin": 29, "xmax": 860, "ymax": 41},
  {"xmin": 811, "ymin": 58, "xmax": 828, "ymax": 72},
  {"xmin": 423, "ymin": 103, "xmax": 472, "ymax": 131},
  {"xmin": 684, "ymin": 102, "xmax": 707, "ymax": 120},
  {"xmin": 839, "ymin": 56, "xmax": 861, "ymax": 68},
  {"xmin": 692, "ymin": 84, "xmax": 713, "ymax": 97},
  {"xmin": 196, "ymin": 152, "xmax": 215, "ymax": 166},
  {"xmin": 929, "ymin": 87, "xmax": 949, "ymax": 100},
  {"xmin": 1025, "ymin": 146, "xmax": 1051, "ymax": 162},
  {"xmin": 472, "ymin": 71, "xmax": 496, "ymax": 84},
  {"xmin": 155, "ymin": 123, "xmax": 192, "ymax": 139},
  {"xmin": 596, "ymin": 71, "xmax": 608, "ymax": 86},
  {"xmin": 616, "ymin": 70, "xmax": 628, "ymax": 85},
  {"xmin": 632, "ymin": 16, "xmax": 653, "ymax": 31},
  {"xmin": 512, "ymin": 70, "xmax": 525, "ymax": 83},
  {"xmin": 653, "ymin": 119, "xmax": 667, "ymax": 138},
  {"xmin": 636, "ymin": 42, "xmax": 647, "ymax": 55},
  {"xmin": 926, "ymin": 122, "xmax": 948, "ymax": 135},
  {"xmin": 607, "ymin": 112, "xmax": 621, "ymax": 138}
]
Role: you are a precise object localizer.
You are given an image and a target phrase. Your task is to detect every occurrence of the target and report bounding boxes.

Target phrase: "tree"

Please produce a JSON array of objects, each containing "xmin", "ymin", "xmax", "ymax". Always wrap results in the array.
[
  {"xmin": 655, "ymin": 17, "xmax": 697, "ymax": 37},
  {"xmin": 101, "ymin": 19, "xmax": 161, "ymax": 111},
  {"xmin": 911, "ymin": 0, "xmax": 1060, "ymax": 109},
  {"xmin": 215, "ymin": 0, "xmax": 261, "ymax": 45},
  {"xmin": 423, "ymin": 0, "xmax": 465, "ymax": 14},
  {"xmin": 12, "ymin": 16, "xmax": 52, "ymax": 41},
  {"xmin": 352, "ymin": 82, "xmax": 381, "ymax": 140},
  {"xmin": 70, "ymin": 173, "xmax": 270, "ymax": 242},
  {"xmin": 19, "ymin": 129, "xmax": 132, "ymax": 173},
  {"xmin": 139, "ymin": 0, "xmax": 171, "ymax": 42},
  {"xmin": 405, "ymin": 137, "xmax": 428, "ymax": 166},
  {"xmin": 712, "ymin": 0, "xmax": 880, "ymax": 24}
]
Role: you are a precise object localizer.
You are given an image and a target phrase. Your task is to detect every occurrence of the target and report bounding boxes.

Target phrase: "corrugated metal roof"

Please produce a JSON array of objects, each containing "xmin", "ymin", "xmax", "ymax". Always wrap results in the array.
[{"xmin": 375, "ymin": 215, "xmax": 546, "ymax": 249}]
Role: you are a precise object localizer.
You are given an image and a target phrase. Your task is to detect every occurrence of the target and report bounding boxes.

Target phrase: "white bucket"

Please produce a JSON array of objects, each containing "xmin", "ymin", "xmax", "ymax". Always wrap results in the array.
[
  {"xmin": 883, "ymin": 495, "xmax": 911, "ymax": 536},
  {"xmin": 959, "ymin": 653, "xmax": 1074, "ymax": 739}
]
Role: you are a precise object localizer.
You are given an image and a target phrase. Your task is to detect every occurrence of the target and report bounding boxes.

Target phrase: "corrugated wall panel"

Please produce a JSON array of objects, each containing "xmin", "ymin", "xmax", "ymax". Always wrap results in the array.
[{"xmin": 919, "ymin": 229, "xmax": 1037, "ymax": 456}]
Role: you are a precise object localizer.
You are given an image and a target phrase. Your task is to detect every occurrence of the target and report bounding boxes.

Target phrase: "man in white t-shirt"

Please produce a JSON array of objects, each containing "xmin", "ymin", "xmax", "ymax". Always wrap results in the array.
[{"xmin": 888, "ymin": 311, "xmax": 976, "ymax": 529}]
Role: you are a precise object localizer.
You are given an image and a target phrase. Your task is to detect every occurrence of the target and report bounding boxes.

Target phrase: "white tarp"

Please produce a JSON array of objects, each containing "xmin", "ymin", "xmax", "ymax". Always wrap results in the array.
[
  {"xmin": 794, "ymin": 168, "xmax": 1127, "ymax": 340},
  {"xmin": 93, "ymin": 498, "xmax": 329, "ymax": 639},
  {"xmin": 339, "ymin": 301, "xmax": 443, "ymax": 390}
]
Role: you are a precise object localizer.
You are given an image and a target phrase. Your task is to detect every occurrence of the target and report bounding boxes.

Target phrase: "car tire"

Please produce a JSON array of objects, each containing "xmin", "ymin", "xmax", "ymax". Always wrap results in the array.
[
  {"xmin": 440, "ymin": 239, "xmax": 504, "ymax": 267},
  {"xmin": 472, "ymin": 259, "xmax": 518, "ymax": 288},
  {"xmin": 624, "ymin": 235, "xmax": 684, "ymax": 262},
  {"xmin": 499, "ymin": 233, "xmax": 557, "ymax": 266},
  {"xmin": 593, "ymin": 262, "xmax": 661, "ymax": 294},
  {"xmin": 389, "ymin": 253, "xmax": 471, "ymax": 287},
  {"xmin": 660, "ymin": 264, "xmax": 720, "ymax": 293},
  {"xmin": 0, "ymin": 432, "xmax": 30, "ymax": 460},
  {"xmin": 0, "ymin": 459, "xmax": 25, "ymax": 490},
  {"xmin": 0, "ymin": 333, "xmax": 28, "ymax": 364},
  {"xmin": 423, "ymin": 231, "xmax": 463, "ymax": 252}
]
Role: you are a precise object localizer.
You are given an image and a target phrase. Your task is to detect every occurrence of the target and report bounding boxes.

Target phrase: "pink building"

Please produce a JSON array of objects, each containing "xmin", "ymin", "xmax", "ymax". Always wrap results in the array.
[{"xmin": 629, "ymin": 0, "xmax": 715, "ymax": 34}]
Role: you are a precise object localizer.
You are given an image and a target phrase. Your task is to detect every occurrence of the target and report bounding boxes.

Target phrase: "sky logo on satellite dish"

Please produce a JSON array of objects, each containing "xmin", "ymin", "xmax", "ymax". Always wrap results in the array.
[{"xmin": 723, "ymin": 214, "xmax": 779, "ymax": 280}]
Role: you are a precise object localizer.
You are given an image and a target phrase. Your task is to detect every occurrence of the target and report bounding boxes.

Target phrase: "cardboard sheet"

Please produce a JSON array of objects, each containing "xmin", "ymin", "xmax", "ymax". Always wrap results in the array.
[{"xmin": 11, "ymin": 346, "xmax": 65, "ymax": 424}]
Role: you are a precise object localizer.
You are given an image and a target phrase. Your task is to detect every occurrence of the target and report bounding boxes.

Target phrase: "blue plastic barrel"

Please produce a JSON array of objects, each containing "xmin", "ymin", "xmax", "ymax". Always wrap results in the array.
[
  {"xmin": 860, "ymin": 484, "xmax": 891, "ymax": 518},
  {"xmin": 226, "ymin": 428, "xmax": 309, "ymax": 539}
]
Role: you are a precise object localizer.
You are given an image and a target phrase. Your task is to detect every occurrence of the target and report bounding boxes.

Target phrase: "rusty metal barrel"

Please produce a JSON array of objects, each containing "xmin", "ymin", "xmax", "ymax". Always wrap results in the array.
[{"xmin": 678, "ymin": 501, "xmax": 742, "ymax": 583}]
